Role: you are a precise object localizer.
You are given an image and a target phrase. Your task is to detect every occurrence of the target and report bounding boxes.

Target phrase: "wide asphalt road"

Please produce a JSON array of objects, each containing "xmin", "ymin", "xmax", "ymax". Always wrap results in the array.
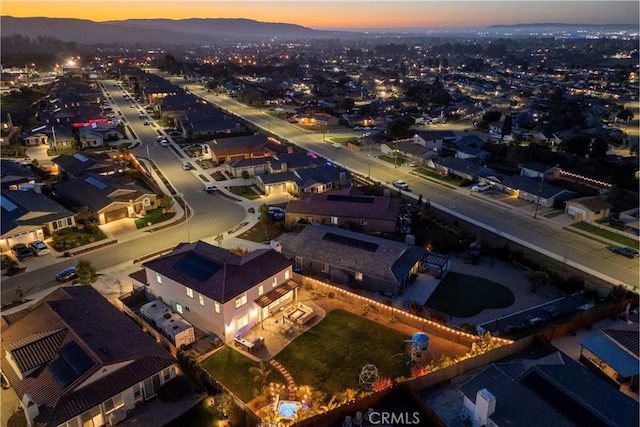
[
  {"xmin": 163, "ymin": 72, "xmax": 639, "ymax": 290},
  {"xmin": 1, "ymin": 80, "xmax": 246, "ymax": 303}
]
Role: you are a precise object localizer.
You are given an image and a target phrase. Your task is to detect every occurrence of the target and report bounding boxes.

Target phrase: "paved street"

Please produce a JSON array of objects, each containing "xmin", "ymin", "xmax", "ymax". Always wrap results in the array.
[{"xmin": 162, "ymin": 72, "xmax": 639, "ymax": 290}]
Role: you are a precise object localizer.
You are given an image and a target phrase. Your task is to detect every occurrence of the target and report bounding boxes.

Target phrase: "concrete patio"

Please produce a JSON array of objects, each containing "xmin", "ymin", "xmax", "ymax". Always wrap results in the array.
[{"xmin": 233, "ymin": 299, "xmax": 327, "ymax": 361}]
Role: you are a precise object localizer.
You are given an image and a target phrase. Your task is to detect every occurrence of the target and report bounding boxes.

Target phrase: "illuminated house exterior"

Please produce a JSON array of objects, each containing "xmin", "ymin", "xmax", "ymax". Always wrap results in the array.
[
  {"xmin": 0, "ymin": 286, "xmax": 176, "ymax": 427},
  {"xmin": 135, "ymin": 241, "xmax": 296, "ymax": 343}
]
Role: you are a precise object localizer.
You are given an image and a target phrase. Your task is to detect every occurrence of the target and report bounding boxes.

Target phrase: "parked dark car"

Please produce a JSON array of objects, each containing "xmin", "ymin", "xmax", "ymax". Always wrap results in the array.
[
  {"xmin": 56, "ymin": 267, "xmax": 78, "ymax": 282},
  {"xmin": 11, "ymin": 243, "xmax": 34, "ymax": 261},
  {"xmin": 607, "ymin": 246, "xmax": 639, "ymax": 259}
]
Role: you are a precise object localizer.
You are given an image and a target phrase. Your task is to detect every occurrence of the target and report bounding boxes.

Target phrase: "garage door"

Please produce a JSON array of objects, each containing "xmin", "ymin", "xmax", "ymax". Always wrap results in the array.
[
  {"xmin": 104, "ymin": 207, "xmax": 129, "ymax": 223},
  {"xmin": 4, "ymin": 230, "xmax": 39, "ymax": 252},
  {"xmin": 566, "ymin": 206, "xmax": 585, "ymax": 217}
]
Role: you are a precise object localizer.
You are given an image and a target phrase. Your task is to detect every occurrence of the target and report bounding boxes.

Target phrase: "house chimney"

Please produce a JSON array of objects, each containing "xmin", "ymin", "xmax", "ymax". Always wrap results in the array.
[
  {"xmin": 473, "ymin": 388, "xmax": 496, "ymax": 427},
  {"xmin": 22, "ymin": 393, "xmax": 40, "ymax": 427},
  {"xmin": 269, "ymin": 240, "xmax": 282, "ymax": 253}
]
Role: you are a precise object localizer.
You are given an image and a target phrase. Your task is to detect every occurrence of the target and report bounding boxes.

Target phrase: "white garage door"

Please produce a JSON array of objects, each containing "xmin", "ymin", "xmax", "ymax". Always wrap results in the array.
[{"xmin": 566, "ymin": 206, "xmax": 585, "ymax": 217}]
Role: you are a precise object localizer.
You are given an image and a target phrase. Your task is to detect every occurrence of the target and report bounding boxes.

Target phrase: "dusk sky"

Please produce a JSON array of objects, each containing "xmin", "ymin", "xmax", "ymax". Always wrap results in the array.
[{"xmin": 2, "ymin": 1, "xmax": 639, "ymax": 30}]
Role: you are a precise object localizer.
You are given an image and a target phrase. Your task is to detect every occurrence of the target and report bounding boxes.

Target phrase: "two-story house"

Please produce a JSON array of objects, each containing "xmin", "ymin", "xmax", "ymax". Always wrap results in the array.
[{"xmin": 134, "ymin": 241, "xmax": 296, "ymax": 343}]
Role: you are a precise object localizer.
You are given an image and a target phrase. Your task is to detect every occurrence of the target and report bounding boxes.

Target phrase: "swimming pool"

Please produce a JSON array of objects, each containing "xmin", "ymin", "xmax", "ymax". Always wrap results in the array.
[{"xmin": 277, "ymin": 401, "xmax": 301, "ymax": 419}]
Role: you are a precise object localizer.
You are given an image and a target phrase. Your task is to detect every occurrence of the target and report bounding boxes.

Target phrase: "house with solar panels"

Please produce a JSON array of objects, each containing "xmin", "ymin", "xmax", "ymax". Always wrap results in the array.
[
  {"xmin": 0, "ymin": 286, "xmax": 176, "ymax": 427},
  {"xmin": 277, "ymin": 225, "xmax": 427, "ymax": 297},
  {"xmin": 133, "ymin": 241, "xmax": 295, "ymax": 344},
  {"xmin": 284, "ymin": 189, "xmax": 401, "ymax": 233},
  {"xmin": 55, "ymin": 174, "xmax": 157, "ymax": 224}
]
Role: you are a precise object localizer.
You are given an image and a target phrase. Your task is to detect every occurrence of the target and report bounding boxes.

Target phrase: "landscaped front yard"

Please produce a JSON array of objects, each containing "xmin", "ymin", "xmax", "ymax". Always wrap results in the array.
[
  {"xmin": 275, "ymin": 309, "xmax": 410, "ymax": 396},
  {"xmin": 134, "ymin": 208, "xmax": 175, "ymax": 229},
  {"xmin": 51, "ymin": 226, "xmax": 108, "ymax": 252},
  {"xmin": 201, "ymin": 347, "xmax": 286, "ymax": 402},
  {"xmin": 425, "ymin": 272, "xmax": 515, "ymax": 318},
  {"xmin": 228, "ymin": 185, "xmax": 261, "ymax": 200},
  {"xmin": 570, "ymin": 221, "xmax": 639, "ymax": 249}
]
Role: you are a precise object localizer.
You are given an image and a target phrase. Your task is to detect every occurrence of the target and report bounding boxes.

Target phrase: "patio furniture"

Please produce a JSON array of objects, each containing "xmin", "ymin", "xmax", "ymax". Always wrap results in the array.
[{"xmin": 234, "ymin": 337, "xmax": 255, "ymax": 353}]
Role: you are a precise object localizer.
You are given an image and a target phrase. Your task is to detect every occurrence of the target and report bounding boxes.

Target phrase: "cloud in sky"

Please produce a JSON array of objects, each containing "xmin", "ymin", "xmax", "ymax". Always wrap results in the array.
[{"xmin": 2, "ymin": 1, "xmax": 638, "ymax": 29}]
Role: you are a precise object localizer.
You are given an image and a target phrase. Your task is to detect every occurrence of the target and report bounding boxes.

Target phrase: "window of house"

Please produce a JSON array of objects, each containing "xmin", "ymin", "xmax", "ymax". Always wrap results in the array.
[
  {"xmin": 285, "ymin": 269, "xmax": 290, "ymax": 280},
  {"xmin": 103, "ymin": 393, "xmax": 124, "ymax": 414},
  {"xmin": 360, "ymin": 219, "xmax": 368, "ymax": 226},
  {"xmin": 215, "ymin": 302, "xmax": 220, "ymax": 314},
  {"xmin": 272, "ymin": 277, "xmax": 278, "ymax": 288},
  {"xmin": 355, "ymin": 272, "xmax": 363, "ymax": 281},
  {"xmin": 236, "ymin": 314, "xmax": 249, "ymax": 329},
  {"xmin": 63, "ymin": 418, "xmax": 80, "ymax": 427},
  {"xmin": 156, "ymin": 273, "xmax": 162, "ymax": 284},
  {"xmin": 80, "ymin": 406, "xmax": 102, "ymax": 427},
  {"xmin": 258, "ymin": 285, "xmax": 264, "ymax": 296},
  {"xmin": 235, "ymin": 293, "xmax": 247, "ymax": 308},
  {"xmin": 186, "ymin": 287, "xmax": 194, "ymax": 298},
  {"xmin": 133, "ymin": 384, "xmax": 141, "ymax": 400},
  {"xmin": 162, "ymin": 367, "xmax": 171, "ymax": 381},
  {"xmin": 322, "ymin": 263, "xmax": 329, "ymax": 273},
  {"xmin": 331, "ymin": 216, "xmax": 338, "ymax": 224},
  {"xmin": 176, "ymin": 303, "xmax": 183, "ymax": 314},
  {"xmin": 199, "ymin": 294, "xmax": 205, "ymax": 306}
]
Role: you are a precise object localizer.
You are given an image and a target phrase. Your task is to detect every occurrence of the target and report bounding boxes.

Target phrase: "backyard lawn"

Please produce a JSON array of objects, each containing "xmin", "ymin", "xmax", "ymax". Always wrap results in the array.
[
  {"xmin": 275, "ymin": 309, "xmax": 410, "ymax": 396},
  {"xmin": 425, "ymin": 272, "xmax": 514, "ymax": 318},
  {"xmin": 201, "ymin": 347, "xmax": 286, "ymax": 402}
]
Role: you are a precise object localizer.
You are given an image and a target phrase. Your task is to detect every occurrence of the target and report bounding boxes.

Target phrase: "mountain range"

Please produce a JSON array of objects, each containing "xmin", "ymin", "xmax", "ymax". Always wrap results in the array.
[{"xmin": 0, "ymin": 16, "xmax": 356, "ymax": 45}]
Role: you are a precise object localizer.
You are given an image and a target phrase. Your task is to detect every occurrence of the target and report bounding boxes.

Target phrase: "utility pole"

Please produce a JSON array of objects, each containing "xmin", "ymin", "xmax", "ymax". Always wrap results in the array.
[
  {"xmin": 368, "ymin": 145, "xmax": 372, "ymax": 179},
  {"xmin": 533, "ymin": 175, "xmax": 545, "ymax": 219}
]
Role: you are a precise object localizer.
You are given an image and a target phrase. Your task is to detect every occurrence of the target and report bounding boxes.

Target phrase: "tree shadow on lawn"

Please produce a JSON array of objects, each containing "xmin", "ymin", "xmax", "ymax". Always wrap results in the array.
[{"xmin": 425, "ymin": 272, "xmax": 515, "ymax": 318}]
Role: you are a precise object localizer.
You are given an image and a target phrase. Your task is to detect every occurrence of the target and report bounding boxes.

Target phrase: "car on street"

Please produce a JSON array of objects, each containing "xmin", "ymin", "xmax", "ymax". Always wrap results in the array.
[
  {"xmin": 204, "ymin": 185, "xmax": 217, "ymax": 193},
  {"xmin": 332, "ymin": 143, "xmax": 342, "ymax": 149},
  {"xmin": 130, "ymin": 103, "xmax": 136, "ymax": 108},
  {"xmin": 268, "ymin": 207, "xmax": 285, "ymax": 220},
  {"xmin": 11, "ymin": 243, "xmax": 34, "ymax": 261},
  {"xmin": 160, "ymin": 139, "xmax": 171, "ymax": 147},
  {"xmin": 392, "ymin": 180, "xmax": 410, "ymax": 190},
  {"xmin": 144, "ymin": 120, "xmax": 151, "ymax": 126},
  {"xmin": 607, "ymin": 246, "xmax": 639, "ymax": 259},
  {"xmin": 56, "ymin": 267, "xmax": 78, "ymax": 282},
  {"xmin": 29, "ymin": 240, "xmax": 50, "ymax": 256},
  {"xmin": 182, "ymin": 162, "xmax": 193, "ymax": 170},
  {"xmin": 287, "ymin": 117, "xmax": 298, "ymax": 123},
  {"xmin": 139, "ymin": 114, "xmax": 147, "ymax": 119},
  {"xmin": 169, "ymin": 131, "xmax": 182, "ymax": 137},
  {"xmin": 471, "ymin": 182, "xmax": 492, "ymax": 192}
]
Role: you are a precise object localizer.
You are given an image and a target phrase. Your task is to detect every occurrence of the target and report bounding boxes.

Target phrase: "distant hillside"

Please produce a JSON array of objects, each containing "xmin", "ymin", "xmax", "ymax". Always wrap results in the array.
[
  {"xmin": 0, "ymin": 16, "xmax": 353, "ymax": 45},
  {"xmin": 488, "ymin": 22, "xmax": 637, "ymax": 28}
]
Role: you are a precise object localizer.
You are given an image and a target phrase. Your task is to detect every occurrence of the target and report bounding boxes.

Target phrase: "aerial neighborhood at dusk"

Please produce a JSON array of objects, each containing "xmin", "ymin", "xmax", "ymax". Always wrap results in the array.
[{"xmin": 1, "ymin": 1, "xmax": 639, "ymax": 426}]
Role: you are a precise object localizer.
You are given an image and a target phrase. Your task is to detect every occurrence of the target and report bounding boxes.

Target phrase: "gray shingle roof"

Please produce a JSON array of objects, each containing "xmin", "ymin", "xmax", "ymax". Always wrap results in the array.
[
  {"xmin": 285, "ymin": 191, "xmax": 400, "ymax": 222},
  {"xmin": 277, "ymin": 225, "xmax": 426, "ymax": 285},
  {"xmin": 1, "ymin": 189, "xmax": 74, "ymax": 236},
  {"xmin": 55, "ymin": 174, "xmax": 154, "ymax": 211},
  {"xmin": 143, "ymin": 241, "xmax": 292, "ymax": 303}
]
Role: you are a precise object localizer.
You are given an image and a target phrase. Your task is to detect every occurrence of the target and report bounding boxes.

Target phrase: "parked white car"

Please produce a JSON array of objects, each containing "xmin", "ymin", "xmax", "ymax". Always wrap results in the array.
[
  {"xmin": 29, "ymin": 240, "xmax": 50, "ymax": 256},
  {"xmin": 471, "ymin": 182, "xmax": 491, "ymax": 192},
  {"xmin": 392, "ymin": 180, "xmax": 410, "ymax": 190}
]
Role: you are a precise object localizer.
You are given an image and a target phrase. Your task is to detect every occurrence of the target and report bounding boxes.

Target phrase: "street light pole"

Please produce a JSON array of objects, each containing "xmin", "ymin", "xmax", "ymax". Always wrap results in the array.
[
  {"xmin": 533, "ymin": 176, "xmax": 545, "ymax": 219},
  {"xmin": 368, "ymin": 145, "xmax": 371, "ymax": 178}
]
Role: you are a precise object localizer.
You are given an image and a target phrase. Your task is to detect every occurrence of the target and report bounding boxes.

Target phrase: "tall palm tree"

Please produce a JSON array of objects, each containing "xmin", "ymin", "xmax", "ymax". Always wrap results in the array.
[{"xmin": 249, "ymin": 362, "xmax": 272, "ymax": 389}]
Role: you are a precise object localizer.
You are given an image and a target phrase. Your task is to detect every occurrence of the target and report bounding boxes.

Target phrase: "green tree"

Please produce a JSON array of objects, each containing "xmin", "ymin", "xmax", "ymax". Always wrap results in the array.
[
  {"xmin": 76, "ymin": 259, "xmax": 97, "ymax": 285},
  {"xmin": 248, "ymin": 361, "xmax": 272, "ymax": 389},
  {"xmin": 75, "ymin": 206, "xmax": 93, "ymax": 226},
  {"xmin": 258, "ymin": 203, "xmax": 271, "ymax": 226},
  {"xmin": 159, "ymin": 195, "xmax": 174, "ymax": 212},
  {"xmin": 617, "ymin": 109, "xmax": 634, "ymax": 122},
  {"xmin": 241, "ymin": 170, "xmax": 250, "ymax": 187}
]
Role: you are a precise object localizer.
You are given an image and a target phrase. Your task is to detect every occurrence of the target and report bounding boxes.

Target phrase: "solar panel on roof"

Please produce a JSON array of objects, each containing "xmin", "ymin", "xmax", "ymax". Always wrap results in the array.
[
  {"xmin": 72, "ymin": 153, "xmax": 90, "ymax": 163},
  {"xmin": 49, "ymin": 341, "xmax": 94, "ymax": 387},
  {"xmin": 322, "ymin": 232, "xmax": 379, "ymax": 252},
  {"xmin": 173, "ymin": 253, "xmax": 221, "ymax": 282},
  {"xmin": 0, "ymin": 195, "xmax": 17, "ymax": 212},
  {"xmin": 85, "ymin": 176, "xmax": 108, "ymax": 190},
  {"xmin": 326, "ymin": 195, "xmax": 375, "ymax": 204}
]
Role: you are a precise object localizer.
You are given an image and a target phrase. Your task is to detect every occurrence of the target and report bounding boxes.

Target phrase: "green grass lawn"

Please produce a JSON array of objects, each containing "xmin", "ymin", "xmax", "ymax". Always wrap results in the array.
[
  {"xmin": 425, "ymin": 272, "xmax": 515, "ymax": 318},
  {"xmin": 275, "ymin": 309, "xmax": 410, "ymax": 396},
  {"xmin": 201, "ymin": 347, "xmax": 286, "ymax": 402},
  {"xmin": 329, "ymin": 137, "xmax": 358, "ymax": 144},
  {"xmin": 570, "ymin": 221, "xmax": 639, "ymax": 249},
  {"xmin": 378, "ymin": 155, "xmax": 406, "ymax": 166},
  {"xmin": 228, "ymin": 185, "xmax": 261, "ymax": 200},
  {"xmin": 414, "ymin": 167, "xmax": 468, "ymax": 187},
  {"xmin": 134, "ymin": 208, "xmax": 164, "ymax": 229},
  {"xmin": 51, "ymin": 227, "xmax": 108, "ymax": 252}
]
